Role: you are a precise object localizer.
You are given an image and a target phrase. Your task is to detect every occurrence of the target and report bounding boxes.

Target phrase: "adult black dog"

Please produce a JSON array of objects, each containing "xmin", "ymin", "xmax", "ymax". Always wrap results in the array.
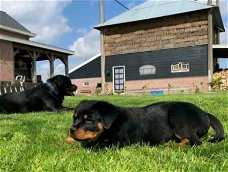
[
  {"xmin": 0, "ymin": 75, "xmax": 77, "ymax": 114},
  {"xmin": 69, "ymin": 100, "xmax": 224, "ymax": 148}
]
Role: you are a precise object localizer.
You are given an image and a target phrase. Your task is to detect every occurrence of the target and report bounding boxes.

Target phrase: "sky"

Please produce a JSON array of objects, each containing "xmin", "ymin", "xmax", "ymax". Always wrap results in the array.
[{"xmin": 0, "ymin": 0, "xmax": 228, "ymax": 81}]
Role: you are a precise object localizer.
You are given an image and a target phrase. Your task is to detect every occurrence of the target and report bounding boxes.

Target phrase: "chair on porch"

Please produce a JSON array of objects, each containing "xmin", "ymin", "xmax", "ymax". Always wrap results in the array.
[{"xmin": 15, "ymin": 75, "xmax": 25, "ymax": 91}]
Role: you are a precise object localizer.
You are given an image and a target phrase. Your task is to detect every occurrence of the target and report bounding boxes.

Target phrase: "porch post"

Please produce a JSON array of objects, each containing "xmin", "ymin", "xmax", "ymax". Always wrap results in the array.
[
  {"xmin": 47, "ymin": 54, "xmax": 55, "ymax": 77},
  {"xmin": 65, "ymin": 56, "xmax": 69, "ymax": 76},
  {"xmin": 59, "ymin": 56, "xmax": 69, "ymax": 76},
  {"xmin": 31, "ymin": 52, "xmax": 39, "ymax": 83}
]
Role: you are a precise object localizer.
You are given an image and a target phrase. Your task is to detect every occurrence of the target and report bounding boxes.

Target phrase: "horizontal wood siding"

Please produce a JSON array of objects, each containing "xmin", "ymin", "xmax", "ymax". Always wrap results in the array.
[
  {"xmin": 69, "ymin": 56, "xmax": 101, "ymax": 79},
  {"xmin": 105, "ymin": 45, "xmax": 208, "ymax": 82}
]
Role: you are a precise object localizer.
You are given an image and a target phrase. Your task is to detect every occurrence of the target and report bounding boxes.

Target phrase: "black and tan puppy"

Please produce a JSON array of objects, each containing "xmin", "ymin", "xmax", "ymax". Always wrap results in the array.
[
  {"xmin": 0, "ymin": 75, "xmax": 77, "ymax": 114},
  {"xmin": 69, "ymin": 100, "xmax": 224, "ymax": 148}
]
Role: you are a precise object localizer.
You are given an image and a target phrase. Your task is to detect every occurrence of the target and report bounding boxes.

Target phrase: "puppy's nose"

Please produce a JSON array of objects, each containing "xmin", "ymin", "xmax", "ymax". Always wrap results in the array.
[{"xmin": 70, "ymin": 128, "xmax": 76, "ymax": 135}]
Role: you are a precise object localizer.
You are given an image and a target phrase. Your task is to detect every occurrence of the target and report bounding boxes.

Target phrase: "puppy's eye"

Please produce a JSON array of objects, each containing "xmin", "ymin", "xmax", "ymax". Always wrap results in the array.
[
  {"xmin": 83, "ymin": 114, "xmax": 88, "ymax": 120},
  {"xmin": 73, "ymin": 114, "xmax": 77, "ymax": 120}
]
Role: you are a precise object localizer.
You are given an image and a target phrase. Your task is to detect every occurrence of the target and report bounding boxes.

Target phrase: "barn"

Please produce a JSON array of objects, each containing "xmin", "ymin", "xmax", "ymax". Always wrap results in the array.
[{"xmin": 70, "ymin": 0, "xmax": 227, "ymax": 95}]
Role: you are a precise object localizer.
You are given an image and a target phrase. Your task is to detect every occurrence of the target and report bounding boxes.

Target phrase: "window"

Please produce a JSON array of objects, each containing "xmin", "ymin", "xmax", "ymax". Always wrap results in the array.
[
  {"xmin": 139, "ymin": 65, "xmax": 156, "ymax": 75},
  {"xmin": 171, "ymin": 62, "xmax": 190, "ymax": 73},
  {"xmin": 83, "ymin": 82, "xmax": 90, "ymax": 87},
  {"xmin": 113, "ymin": 66, "xmax": 125, "ymax": 93}
]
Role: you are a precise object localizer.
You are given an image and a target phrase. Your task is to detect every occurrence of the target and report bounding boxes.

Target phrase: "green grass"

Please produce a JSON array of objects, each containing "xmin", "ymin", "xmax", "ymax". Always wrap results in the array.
[{"xmin": 0, "ymin": 92, "xmax": 227, "ymax": 172}]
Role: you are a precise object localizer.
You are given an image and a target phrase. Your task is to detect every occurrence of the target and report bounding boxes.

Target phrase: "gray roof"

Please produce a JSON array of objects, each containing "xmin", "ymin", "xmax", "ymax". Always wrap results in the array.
[
  {"xmin": 0, "ymin": 34, "xmax": 75, "ymax": 55},
  {"xmin": 95, "ymin": 0, "xmax": 225, "ymax": 32},
  {"xmin": 0, "ymin": 11, "xmax": 35, "ymax": 37}
]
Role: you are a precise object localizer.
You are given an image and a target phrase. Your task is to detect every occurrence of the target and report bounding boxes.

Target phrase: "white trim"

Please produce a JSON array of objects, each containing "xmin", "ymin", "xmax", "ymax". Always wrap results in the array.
[
  {"xmin": 0, "ymin": 24, "xmax": 36, "ymax": 37},
  {"xmin": 171, "ymin": 62, "xmax": 190, "ymax": 73},
  {"xmin": 212, "ymin": 44, "xmax": 228, "ymax": 49},
  {"xmin": 139, "ymin": 65, "xmax": 156, "ymax": 75},
  {"xmin": 112, "ymin": 66, "xmax": 125, "ymax": 94},
  {"xmin": 69, "ymin": 53, "xmax": 101, "ymax": 73},
  {"xmin": 0, "ymin": 34, "xmax": 75, "ymax": 55}
]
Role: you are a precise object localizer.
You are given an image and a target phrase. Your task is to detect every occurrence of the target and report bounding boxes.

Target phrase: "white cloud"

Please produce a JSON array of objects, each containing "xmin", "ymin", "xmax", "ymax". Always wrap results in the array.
[
  {"xmin": 69, "ymin": 29, "xmax": 100, "ymax": 69},
  {"xmin": 36, "ymin": 61, "xmax": 50, "ymax": 82},
  {"xmin": 219, "ymin": 0, "xmax": 228, "ymax": 44},
  {"xmin": 0, "ymin": 0, "xmax": 72, "ymax": 44},
  {"xmin": 1, "ymin": 0, "xmax": 73, "ymax": 82},
  {"xmin": 36, "ymin": 60, "xmax": 66, "ymax": 82}
]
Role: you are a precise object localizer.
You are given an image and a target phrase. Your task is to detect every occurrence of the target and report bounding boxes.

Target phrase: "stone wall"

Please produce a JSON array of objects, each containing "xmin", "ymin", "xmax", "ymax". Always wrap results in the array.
[{"xmin": 104, "ymin": 11, "xmax": 208, "ymax": 56}]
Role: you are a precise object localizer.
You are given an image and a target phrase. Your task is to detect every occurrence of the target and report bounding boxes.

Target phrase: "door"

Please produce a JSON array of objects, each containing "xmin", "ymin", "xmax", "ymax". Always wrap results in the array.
[{"xmin": 113, "ymin": 66, "xmax": 125, "ymax": 94}]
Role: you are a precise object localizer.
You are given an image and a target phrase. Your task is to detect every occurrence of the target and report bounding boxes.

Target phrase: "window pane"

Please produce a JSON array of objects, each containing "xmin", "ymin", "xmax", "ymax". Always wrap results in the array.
[
  {"xmin": 115, "ymin": 74, "xmax": 120, "ymax": 79},
  {"xmin": 119, "ymin": 68, "xmax": 123, "ymax": 73},
  {"xmin": 115, "ymin": 85, "xmax": 120, "ymax": 90},
  {"xmin": 139, "ymin": 65, "xmax": 156, "ymax": 75},
  {"xmin": 115, "ymin": 69, "xmax": 120, "ymax": 73},
  {"xmin": 119, "ymin": 74, "xmax": 124, "ymax": 78}
]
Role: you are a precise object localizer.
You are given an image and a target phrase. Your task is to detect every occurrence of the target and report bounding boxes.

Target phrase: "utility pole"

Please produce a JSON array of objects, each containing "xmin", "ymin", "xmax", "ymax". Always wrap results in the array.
[
  {"xmin": 100, "ymin": 0, "xmax": 105, "ymax": 94},
  {"xmin": 216, "ymin": 0, "xmax": 220, "ymax": 44},
  {"xmin": 207, "ymin": 0, "xmax": 213, "ymax": 90}
]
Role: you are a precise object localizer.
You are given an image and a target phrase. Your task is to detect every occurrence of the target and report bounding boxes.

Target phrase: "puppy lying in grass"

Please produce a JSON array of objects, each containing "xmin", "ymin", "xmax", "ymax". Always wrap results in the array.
[
  {"xmin": 67, "ymin": 100, "xmax": 224, "ymax": 148},
  {"xmin": 0, "ymin": 75, "xmax": 77, "ymax": 114}
]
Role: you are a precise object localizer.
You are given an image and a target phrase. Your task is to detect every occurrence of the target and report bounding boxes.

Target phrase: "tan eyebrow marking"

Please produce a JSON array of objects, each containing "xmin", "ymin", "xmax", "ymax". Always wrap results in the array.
[{"xmin": 83, "ymin": 114, "xmax": 88, "ymax": 119}]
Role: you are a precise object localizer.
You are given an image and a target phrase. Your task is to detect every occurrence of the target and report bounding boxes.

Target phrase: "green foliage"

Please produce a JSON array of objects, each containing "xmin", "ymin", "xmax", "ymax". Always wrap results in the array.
[
  {"xmin": 0, "ymin": 93, "xmax": 227, "ymax": 172},
  {"xmin": 211, "ymin": 76, "xmax": 223, "ymax": 91}
]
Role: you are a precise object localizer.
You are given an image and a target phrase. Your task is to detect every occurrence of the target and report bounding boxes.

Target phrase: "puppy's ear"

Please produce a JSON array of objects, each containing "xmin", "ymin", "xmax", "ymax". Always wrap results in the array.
[{"xmin": 93, "ymin": 101, "xmax": 119, "ymax": 129}]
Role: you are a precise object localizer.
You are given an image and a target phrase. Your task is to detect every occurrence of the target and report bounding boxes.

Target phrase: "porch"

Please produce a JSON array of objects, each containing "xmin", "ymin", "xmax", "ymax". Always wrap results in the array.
[
  {"xmin": 0, "ymin": 35, "xmax": 74, "ymax": 83},
  {"xmin": 0, "ymin": 80, "xmax": 38, "ymax": 95}
]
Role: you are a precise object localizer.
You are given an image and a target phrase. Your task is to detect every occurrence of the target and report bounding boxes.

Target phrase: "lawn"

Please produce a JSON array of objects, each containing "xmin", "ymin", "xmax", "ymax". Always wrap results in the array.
[{"xmin": 0, "ymin": 92, "xmax": 227, "ymax": 172}]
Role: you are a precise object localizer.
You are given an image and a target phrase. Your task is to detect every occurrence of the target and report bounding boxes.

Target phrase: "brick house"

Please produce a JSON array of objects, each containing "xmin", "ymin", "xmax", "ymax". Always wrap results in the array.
[
  {"xmin": 0, "ymin": 11, "xmax": 74, "ymax": 85},
  {"xmin": 69, "ymin": 54, "xmax": 101, "ymax": 94},
  {"xmin": 70, "ymin": 0, "xmax": 227, "ymax": 95}
]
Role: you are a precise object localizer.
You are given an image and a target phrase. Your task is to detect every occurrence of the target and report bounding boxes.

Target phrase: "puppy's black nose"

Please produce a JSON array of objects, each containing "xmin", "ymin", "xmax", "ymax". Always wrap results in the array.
[{"xmin": 70, "ymin": 128, "xmax": 76, "ymax": 135}]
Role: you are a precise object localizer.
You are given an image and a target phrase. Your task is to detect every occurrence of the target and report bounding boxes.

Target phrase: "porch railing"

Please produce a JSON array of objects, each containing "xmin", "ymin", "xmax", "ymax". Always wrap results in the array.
[{"xmin": 0, "ymin": 81, "xmax": 38, "ymax": 95}]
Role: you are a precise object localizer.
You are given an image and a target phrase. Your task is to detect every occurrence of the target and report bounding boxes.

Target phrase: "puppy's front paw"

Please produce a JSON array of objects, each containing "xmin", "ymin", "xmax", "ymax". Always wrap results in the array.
[{"xmin": 65, "ymin": 136, "xmax": 77, "ymax": 143}]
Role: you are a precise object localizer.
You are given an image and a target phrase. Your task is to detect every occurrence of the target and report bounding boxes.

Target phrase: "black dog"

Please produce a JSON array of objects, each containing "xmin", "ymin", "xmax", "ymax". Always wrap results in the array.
[
  {"xmin": 0, "ymin": 75, "xmax": 77, "ymax": 114},
  {"xmin": 70, "ymin": 100, "xmax": 224, "ymax": 148}
]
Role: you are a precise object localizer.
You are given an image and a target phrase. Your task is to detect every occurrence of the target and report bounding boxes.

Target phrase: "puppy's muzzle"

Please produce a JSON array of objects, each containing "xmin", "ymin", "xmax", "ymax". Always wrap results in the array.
[{"xmin": 70, "ymin": 127, "xmax": 77, "ymax": 136}]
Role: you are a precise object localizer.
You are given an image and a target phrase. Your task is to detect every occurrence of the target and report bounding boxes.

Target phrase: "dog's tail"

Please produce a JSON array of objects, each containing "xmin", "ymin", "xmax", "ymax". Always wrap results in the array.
[{"xmin": 207, "ymin": 113, "xmax": 224, "ymax": 143}]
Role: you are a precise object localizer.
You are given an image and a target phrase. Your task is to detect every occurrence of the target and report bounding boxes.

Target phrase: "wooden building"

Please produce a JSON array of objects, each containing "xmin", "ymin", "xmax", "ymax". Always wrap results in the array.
[
  {"xmin": 93, "ymin": 0, "xmax": 226, "ymax": 94},
  {"xmin": 0, "ymin": 11, "xmax": 74, "ymax": 85}
]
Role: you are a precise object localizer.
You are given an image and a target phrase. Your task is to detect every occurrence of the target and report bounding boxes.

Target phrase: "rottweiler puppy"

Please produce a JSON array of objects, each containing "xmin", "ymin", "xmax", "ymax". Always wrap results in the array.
[
  {"xmin": 69, "ymin": 100, "xmax": 224, "ymax": 148},
  {"xmin": 0, "ymin": 75, "xmax": 77, "ymax": 114}
]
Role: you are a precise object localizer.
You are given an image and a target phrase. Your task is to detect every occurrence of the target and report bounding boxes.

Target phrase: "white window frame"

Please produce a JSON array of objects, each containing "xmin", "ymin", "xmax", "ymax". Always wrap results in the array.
[
  {"xmin": 139, "ymin": 65, "xmax": 156, "ymax": 75},
  {"xmin": 112, "ymin": 66, "xmax": 125, "ymax": 94},
  {"xmin": 171, "ymin": 62, "xmax": 190, "ymax": 73}
]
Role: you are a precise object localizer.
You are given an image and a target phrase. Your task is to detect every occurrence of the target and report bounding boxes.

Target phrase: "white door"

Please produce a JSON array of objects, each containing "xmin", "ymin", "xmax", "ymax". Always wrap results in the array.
[{"xmin": 113, "ymin": 66, "xmax": 125, "ymax": 94}]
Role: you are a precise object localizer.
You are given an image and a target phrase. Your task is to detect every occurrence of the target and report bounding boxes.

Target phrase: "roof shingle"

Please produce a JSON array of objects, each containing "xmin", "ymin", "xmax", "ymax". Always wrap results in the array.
[{"xmin": 0, "ymin": 11, "xmax": 32, "ymax": 34}]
